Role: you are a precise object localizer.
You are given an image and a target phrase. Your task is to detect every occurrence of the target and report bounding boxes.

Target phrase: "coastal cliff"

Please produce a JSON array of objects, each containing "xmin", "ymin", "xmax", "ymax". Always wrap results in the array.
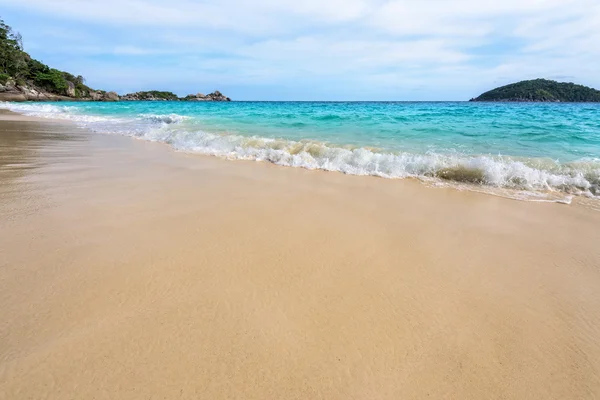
[
  {"xmin": 0, "ymin": 18, "xmax": 229, "ymax": 102},
  {"xmin": 470, "ymin": 79, "xmax": 600, "ymax": 102}
]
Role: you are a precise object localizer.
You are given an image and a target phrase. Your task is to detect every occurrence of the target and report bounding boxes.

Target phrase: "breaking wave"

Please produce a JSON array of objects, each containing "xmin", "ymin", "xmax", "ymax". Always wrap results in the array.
[
  {"xmin": 137, "ymin": 113, "xmax": 190, "ymax": 124},
  {"xmin": 3, "ymin": 101, "xmax": 599, "ymax": 202},
  {"xmin": 1, "ymin": 102, "xmax": 117, "ymax": 123}
]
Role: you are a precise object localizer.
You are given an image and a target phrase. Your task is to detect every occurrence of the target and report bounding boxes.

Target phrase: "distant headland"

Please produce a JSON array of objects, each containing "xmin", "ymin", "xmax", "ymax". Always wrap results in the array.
[
  {"xmin": 120, "ymin": 91, "xmax": 230, "ymax": 102},
  {"xmin": 470, "ymin": 79, "xmax": 600, "ymax": 102},
  {"xmin": 0, "ymin": 18, "xmax": 230, "ymax": 102}
]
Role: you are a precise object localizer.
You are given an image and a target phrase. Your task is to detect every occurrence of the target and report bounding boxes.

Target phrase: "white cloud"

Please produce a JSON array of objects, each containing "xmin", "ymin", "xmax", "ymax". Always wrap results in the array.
[
  {"xmin": 1, "ymin": 0, "xmax": 599, "ymax": 99},
  {"xmin": 113, "ymin": 45, "xmax": 164, "ymax": 55}
]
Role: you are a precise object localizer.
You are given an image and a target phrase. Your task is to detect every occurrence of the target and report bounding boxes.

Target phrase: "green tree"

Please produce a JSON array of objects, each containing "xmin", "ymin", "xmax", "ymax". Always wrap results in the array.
[
  {"xmin": 472, "ymin": 79, "xmax": 600, "ymax": 102},
  {"xmin": 0, "ymin": 18, "xmax": 27, "ymax": 78},
  {"xmin": 1, "ymin": 17, "xmax": 95, "ymax": 96},
  {"xmin": 34, "ymin": 69, "xmax": 69, "ymax": 95}
]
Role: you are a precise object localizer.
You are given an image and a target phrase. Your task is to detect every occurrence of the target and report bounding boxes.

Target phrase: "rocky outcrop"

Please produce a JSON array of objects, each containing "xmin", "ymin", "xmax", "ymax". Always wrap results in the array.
[
  {"xmin": 84, "ymin": 90, "xmax": 119, "ymax": 101},
  {"xmin": 120, "ymin": 93, "xmax": 141, "ymax": 101},
  {"xmin": 0, "ymin": 90, "xmax": 28, "ymax": 101},
  {"xmin": 0, "ymin": 78, "xmax": 120, "ymax": 102},
  {"xmin": 120, "ymin": 91, "xmax": 179, "ymax": 101},
  {"xmin": 0, "ymin": 79, "xmax": 230, "ymax": 103},
  {"xmin": 0, "ymin": 79, "xmax": 72, "ymax": 101},
  {"xmin": 121, "ymin": 90, "xmax": 231, "ymax": 102},
  {"xmin": 104, "ymin": 91, "xmax": 119, "ymax": 101},
  {"xmin": 66, "ymin": 81, "xmax": 76, "ymax": 97},
  {"xmin": 0, "ymin": 81, "xmax": 27, "ymax": 101},
  {"xmin": 184, "ymin": 91, "xmax": 231, "ymax": 101},
  {"xmin": 89, "ymin": 91, "xmax": 103, "ymax": 101}
]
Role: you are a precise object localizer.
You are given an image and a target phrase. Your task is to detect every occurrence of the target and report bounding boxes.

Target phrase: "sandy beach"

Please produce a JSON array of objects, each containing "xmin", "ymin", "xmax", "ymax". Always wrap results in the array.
[{"xmin": 1, "ymin": 109, "xmax": 600, "ymax": 399}]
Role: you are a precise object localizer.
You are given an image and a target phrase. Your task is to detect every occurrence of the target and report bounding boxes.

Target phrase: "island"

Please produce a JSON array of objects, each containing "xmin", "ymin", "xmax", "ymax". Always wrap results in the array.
[
  {"xmin": 120, "ymin": 91, "xmax": 230, "ymax": 101},
  {"xmin": 470, "ymin": 79, "xmax": 600, "ymax": 102},
  {"xmin": 0, "ymin": 19, "xmax": 230, "ymax": 102}
]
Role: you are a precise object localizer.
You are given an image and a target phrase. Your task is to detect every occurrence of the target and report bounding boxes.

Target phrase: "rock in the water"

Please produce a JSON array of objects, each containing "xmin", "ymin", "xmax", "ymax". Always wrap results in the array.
[
  {"xmin": 205, "ymin": 91, "xmax": 230, "ymax": 101},
  {"xmin": 188, "ymin": 91, "xmax": 231, "ymax": 101},
  {"xmin": 120, "ymin": 91, "xmax": 179, "ymax": 101},
  {"xmin": 187, "ymin": 96, "xmax": 210, "ymax": 101},
  {"xmin": 166, "ymin": 90, "xmax": 231, "ymax": 101}
]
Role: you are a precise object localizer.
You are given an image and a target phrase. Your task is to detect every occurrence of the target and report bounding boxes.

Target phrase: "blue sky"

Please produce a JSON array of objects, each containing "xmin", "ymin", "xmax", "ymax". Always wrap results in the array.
[{"xmin": 1, "ymin": 0, "xmax": 599, "ymax": 100}]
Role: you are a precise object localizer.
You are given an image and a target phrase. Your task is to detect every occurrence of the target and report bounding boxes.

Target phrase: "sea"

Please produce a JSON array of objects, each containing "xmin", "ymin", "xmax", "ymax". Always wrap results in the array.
[{"xmin": 3, "ymin": 101, "xmax": 600, "ymax": 204}]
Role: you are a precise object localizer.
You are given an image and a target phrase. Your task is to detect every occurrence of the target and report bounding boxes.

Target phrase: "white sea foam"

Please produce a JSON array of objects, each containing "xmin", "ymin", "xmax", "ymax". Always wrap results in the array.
[
  {"xmin": 137, "ymin": 113, "xmax": 190, "ymax": 124},
  {"xmin": 125, "ymin": 127, "xmax": 600, "ymax": 199},
  {"xmin": 2, "ymin": 101, "xmax": 599, "ymax": 201},
  {"xmin": 1, "ymin": 102, "xmax": 118, "ymax": 123},
  {"xmin": 2, "ymin": 102, "xmax": 74, "ymax": 116}
]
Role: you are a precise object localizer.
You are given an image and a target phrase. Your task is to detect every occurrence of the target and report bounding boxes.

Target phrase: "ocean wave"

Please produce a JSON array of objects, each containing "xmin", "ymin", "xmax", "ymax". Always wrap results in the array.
[
  {"xmin": 137, "ymin": 113, "xmax": 189, "ymax": 124},
  {"xmin": 1, "ymin": 102, "xmax": 117, "ymax": 123},
  {"xmin": 313, "ymin": 114, "xmax": 343, "ymax": 121},
  {"xmin": 2, "ymin": 102, "xmax": 76, "ymax": 116},
  {"xmin": 2, "ymin": 101, "xmax": 599, "ymax": 201},
  {"xmin": 120, "ymin": 126, "xmax": 600, "ymax": 199}
]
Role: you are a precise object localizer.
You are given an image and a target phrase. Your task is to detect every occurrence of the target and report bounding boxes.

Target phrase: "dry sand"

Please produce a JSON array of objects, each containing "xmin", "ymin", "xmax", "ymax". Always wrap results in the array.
[{"xmin": 1, "ymin": 109, "xmax": 600, "ymax": 399}]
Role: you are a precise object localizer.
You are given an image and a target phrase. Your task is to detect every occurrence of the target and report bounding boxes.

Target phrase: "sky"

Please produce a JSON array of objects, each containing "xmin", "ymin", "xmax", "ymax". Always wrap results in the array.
[{"xmin": 0, "ymin": 0, "xmax": 599, "ymax": 100}]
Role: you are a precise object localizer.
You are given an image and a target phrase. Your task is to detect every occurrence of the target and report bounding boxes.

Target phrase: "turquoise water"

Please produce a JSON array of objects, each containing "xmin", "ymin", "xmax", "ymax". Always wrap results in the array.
[{"xmin": 3, "ymin": 101, "xmax": 600, "ymax": 201}]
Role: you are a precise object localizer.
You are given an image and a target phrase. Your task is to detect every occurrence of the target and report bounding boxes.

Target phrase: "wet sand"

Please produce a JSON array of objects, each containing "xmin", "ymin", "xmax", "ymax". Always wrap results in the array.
[{"xmin": 1, "ymin": 109, "xmax": 600, "ymax": 399}]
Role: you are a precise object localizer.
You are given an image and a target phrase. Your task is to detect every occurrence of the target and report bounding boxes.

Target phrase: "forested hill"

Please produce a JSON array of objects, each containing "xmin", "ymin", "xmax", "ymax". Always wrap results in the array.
[
  {"xmin": 0, "ymin": 17, "xmax": 119, "ymax": 101},
  {"xmin": 1, "ymin": 18, "xmax": 230, "ymax": 102},
  {"xmin": 470, "ymin": 79, "xmax": 600, "ymax": 102}
]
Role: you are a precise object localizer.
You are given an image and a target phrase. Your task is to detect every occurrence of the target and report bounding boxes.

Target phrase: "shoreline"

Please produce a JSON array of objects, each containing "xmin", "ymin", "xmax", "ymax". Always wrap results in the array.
[
  {"xmin": 2, "ymin": 104, "xmax": 599, "ymax": 207},
  {"xmin": 1, "ymin": 110, "xmax": 600, "ymax": 399}
]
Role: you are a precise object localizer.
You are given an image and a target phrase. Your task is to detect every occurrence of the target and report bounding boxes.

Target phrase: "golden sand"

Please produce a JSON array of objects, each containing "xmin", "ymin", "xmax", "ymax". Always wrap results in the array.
[{"xmin": 1, "ymin": 110, "xmax": 599, "ymax": 399}]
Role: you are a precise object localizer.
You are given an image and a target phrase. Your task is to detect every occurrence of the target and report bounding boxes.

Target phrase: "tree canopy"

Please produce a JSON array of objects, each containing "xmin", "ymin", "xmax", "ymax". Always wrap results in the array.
[{"xmin": 1, "ymin": 17, "xmax": 93, "ymax": 97}]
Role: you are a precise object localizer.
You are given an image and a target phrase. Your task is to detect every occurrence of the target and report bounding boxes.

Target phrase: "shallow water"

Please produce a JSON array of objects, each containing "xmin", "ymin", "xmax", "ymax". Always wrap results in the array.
[{"xmin": 3, "ymin": 101, "xmax": 600, "ymax": 202}]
